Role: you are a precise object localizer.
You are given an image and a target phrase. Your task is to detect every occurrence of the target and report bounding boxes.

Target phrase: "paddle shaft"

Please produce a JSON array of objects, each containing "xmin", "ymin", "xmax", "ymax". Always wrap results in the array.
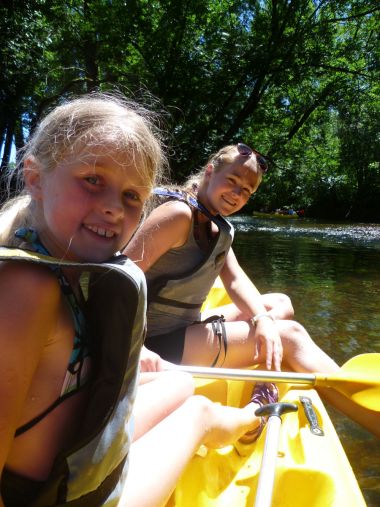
[
  {"xmin": 254, "ymin": 415, "xmax": 281, "ymax": 507},
  {"xmin": 254, "ymin": 403, "xmax": 298, "ymax": 507},
  {"xmin": 172, "ymin": 354, "xmax": 380, "ymax": 412},
  {"xmin": 174, "ymin": 365, "xmax": 316, "ymax": 385}
]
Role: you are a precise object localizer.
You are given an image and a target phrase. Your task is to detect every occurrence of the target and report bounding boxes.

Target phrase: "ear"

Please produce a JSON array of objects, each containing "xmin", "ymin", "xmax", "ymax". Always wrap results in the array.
[
  {"xmin": 23, "ymin": 157, "xmax": 43, "ymax": 200},
  {"xmin": 205, "ymin": 163, "xmax": 214, "ymax": 180}
]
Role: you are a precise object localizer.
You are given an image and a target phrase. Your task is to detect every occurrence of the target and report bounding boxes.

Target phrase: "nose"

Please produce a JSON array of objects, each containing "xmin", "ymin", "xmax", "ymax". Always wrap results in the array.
[
  {"xmin": 100, "ymin": 190, "xmax": 124, "ymax": 219},
  {"xmin": 231, "ymin": 185, "xmax": 242, "ymax": 197}
]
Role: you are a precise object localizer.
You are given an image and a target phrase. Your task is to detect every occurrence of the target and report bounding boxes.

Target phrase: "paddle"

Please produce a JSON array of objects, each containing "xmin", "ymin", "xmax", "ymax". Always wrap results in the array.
[
  {"xmin": 253, "ymin": 403, "xmax": 298, "ymax": 507},
  {"xmin": 172, "ymin": 353, "xmax": 380, "ymax": 411}
]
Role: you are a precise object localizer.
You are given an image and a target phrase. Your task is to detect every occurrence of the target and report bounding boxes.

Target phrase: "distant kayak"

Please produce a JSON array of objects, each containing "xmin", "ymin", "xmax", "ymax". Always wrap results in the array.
[{"xmin": 253, "ymin": 211, "xmax": 301, "ymax": 219}]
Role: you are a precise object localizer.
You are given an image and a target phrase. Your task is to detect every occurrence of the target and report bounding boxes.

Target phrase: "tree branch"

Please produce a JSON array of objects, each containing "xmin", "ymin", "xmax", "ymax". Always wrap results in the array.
[{"xmin": 326, "ymin": 6, "xmax": 380, "ymax": 23}]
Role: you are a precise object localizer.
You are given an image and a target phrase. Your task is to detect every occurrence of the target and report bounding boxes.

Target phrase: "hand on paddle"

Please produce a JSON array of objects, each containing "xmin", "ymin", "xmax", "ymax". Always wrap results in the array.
[{"xmin": 253, "ymin": 318, "xmax": 283, "ymax": 371}]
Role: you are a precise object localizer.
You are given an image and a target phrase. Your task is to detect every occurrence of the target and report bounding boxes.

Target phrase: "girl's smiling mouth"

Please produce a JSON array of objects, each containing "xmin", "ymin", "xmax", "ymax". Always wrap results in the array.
[
  {"xmin": 222, "ymin": 195, "xmax": 237, "ymax": 207},
  {"xmin": 85, "ymin": 224, "xmax": 117, "ymax": 238}
]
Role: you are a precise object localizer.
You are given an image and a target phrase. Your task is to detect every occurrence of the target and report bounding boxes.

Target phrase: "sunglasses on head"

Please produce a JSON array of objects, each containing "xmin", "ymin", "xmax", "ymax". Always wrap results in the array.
[{"xmin": 237, "ymin": 142, "xmax": 269, "ymax": 173}]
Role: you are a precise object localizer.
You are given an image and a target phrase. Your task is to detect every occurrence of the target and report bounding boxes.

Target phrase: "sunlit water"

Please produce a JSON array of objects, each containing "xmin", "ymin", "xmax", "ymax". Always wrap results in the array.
[{"xmin": 231, "ymin": 215, "xmax": 380, "ymax": 506}]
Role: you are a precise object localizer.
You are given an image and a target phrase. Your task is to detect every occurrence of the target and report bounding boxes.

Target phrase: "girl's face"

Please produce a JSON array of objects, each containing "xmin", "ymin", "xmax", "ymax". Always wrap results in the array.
[
  {"xmin": 26, "ymin": 147, "xmax": 151, "ymax": 262},
  {"xmin": 200, "ymin": 158, "xmax": 262, "ymax": 216}
]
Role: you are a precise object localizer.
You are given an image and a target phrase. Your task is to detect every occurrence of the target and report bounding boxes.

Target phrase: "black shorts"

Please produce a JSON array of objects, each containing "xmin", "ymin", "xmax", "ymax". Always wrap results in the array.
[
  {"xmin": 144, "ymin": 314, "xmax": 226, "ymax": 366},
  {"xmin": 145, "ymin": 327, "xmax": 187, "ymax": 363}
]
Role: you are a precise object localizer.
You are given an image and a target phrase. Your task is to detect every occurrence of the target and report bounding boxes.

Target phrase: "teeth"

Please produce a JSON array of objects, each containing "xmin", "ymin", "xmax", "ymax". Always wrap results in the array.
[
  {"xmin": 86, "ymin": 224, "xmax": 115, "ymax": 238},
  {"xmin": 223, "ymin": 196, "xmax": 235, "ymax": 206}
]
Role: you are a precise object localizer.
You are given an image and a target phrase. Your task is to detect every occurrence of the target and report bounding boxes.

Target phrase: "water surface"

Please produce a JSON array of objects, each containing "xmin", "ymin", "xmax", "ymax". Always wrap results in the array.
[{"xmin": 231, "ymin": 215, "xmax": 380, "ymax": 506}]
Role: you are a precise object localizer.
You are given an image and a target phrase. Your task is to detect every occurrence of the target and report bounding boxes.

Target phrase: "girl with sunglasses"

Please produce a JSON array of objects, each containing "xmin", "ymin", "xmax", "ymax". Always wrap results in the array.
[
  {"xmin": 126, "ymin": 143, "xmax": 299, "ymax": 372},
  {"xmin": 125, "ymin": 143, "xmax": 379, "ymax": 438}
]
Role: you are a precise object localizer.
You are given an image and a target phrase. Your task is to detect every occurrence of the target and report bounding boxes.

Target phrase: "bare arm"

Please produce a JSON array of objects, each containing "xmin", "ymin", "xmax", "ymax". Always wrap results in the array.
[
  {"xmin": 0, "ymin": 262, "xmax": 61, "ymax": 500},
  {"xmin": 220, "ymin": 249, "xmax": 283, "ymax": 371},
  {"xmin": 219, "ymin": 249, "xmax": 293, "ymax": 321},
  {"xmin": 220, "ymin": 247, "xmax": 266, "ymax": 316},
  {"xmin": 124, "ymin": 201, "xmax": 192, "ymax": 272}
]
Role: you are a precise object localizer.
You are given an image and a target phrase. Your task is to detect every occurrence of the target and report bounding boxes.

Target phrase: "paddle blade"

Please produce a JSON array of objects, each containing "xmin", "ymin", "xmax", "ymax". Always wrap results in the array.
[
  {"xmin": 351, "ymin": 387, "xmax": 380, "ymax": 411},
  {"xmin": 342, "ymin": 353, "xmax": 380, "ymax": 374},
  {"xmin": 341, "ymin": 354, "xmax": 380, "ymax": 410},
  {"xmin": 315, "ymin": 354, "xmax": 380, "ymax": 411}
]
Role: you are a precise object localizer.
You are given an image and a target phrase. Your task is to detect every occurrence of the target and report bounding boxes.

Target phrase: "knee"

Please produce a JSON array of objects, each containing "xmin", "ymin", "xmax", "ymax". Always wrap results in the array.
[
  {"xmin": 281, "ymin": 320, "xmax": 311, "ymax": 348},
  {"xmin": 161, "ymin": 371, "xmax": 196, "ymax": 398},
  {"xmin": 279, "ymin": 293, "xmax": 294, "ymax": 319},
  {"xmin": 267, "ymin": 293, "xmax": 294, "ymax": 319}
]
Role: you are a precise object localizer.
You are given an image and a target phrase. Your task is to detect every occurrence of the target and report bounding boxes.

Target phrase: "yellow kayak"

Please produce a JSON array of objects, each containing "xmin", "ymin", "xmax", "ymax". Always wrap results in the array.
[
  {"xmin": 166, "ymin": 281, "xmax": 366, "ymax": 507},
  {"xmin": 166, "ymin": 378, "xmax": 366, "ymax": 507}
]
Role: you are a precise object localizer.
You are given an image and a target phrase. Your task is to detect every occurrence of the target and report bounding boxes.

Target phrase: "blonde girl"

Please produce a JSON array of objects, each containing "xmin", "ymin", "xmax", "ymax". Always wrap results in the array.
[{"xmin": 0, "ymin": 96, "xmax": 267, "ymax": 507}]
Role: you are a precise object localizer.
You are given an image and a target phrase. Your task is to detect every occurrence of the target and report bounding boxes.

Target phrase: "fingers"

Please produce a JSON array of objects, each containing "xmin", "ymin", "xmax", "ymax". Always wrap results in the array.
[
  {"xmin": 265, "ymin": 338, "xmax": 274, "ymax": 370},
  {"xmin": 253, "ymin": 323, "xmax": 283, "ymax": 371},
  {"xmin": 139, "ymin": 346, "xmax": 166, "ymax": 372},
  {"xmin": 264, "ymin": 336, "xmax": 283, "ymax": 371},
  {"xmin": 273, "ymin": 336, "xmax": 283, "ymax": 371}
]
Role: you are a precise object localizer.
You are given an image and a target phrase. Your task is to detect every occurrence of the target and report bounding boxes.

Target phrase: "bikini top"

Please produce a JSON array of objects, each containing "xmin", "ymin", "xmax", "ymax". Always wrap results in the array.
[{"xmin": 13, "ymin": 228, "xmax": 91, "ymax": 437}]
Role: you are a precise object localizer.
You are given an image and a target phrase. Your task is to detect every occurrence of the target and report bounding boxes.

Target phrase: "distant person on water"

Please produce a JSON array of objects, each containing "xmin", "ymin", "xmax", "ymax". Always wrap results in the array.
[
  {"xmin": 0, "ymin": 96, "xmax": 275, "ymax": 507},
  {"xmin": 125, "ymin": 142, "xmax": 380, "ymax": 438}
]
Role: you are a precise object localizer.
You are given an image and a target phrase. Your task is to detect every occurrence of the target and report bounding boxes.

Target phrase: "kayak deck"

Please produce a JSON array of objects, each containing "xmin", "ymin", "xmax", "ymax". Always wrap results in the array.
[{"xmin": 166, "ymin": 378, "xmax": 366, "ymax": 507}]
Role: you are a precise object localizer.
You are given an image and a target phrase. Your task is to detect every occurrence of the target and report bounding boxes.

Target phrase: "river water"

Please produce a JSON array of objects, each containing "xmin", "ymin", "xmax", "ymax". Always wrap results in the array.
[{"xmin": 231, "ymin": 214, "xmax": 380, "ymax": 506}]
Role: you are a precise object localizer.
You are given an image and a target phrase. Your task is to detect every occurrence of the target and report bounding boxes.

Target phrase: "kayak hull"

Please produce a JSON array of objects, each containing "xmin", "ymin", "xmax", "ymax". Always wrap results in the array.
[
  {"xmin": 166, "ymin": 379, "xmax": 366, "ymax": 506},
  {"xmin": 168, "ymin": 280, "xmax": 366, "ymax": 506}
]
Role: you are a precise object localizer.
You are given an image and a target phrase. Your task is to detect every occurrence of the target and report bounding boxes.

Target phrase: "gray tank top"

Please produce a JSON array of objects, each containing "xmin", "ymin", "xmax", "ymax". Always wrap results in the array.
[{"xmin": 146, "ymin": 196, "xmax": 233, "ymax": 336}]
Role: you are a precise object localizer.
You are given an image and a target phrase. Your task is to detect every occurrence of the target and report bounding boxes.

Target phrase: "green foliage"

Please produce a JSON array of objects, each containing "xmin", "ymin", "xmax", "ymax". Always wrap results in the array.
[{"xmin": 1, "ymin": 0, "xmax": 379, "ymax": 220}]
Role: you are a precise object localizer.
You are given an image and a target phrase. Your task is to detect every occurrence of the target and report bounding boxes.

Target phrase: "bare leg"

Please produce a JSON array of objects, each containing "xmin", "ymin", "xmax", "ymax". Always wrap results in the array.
[
  {"xmin": 182, "ymin": 318, "xmax": 380, "ymax": 437},
  {"xmin": 276, "ymin": 320, "xmax": 339, "ymax": 373},
  {"xmin": 261, "ymin": 292, "xmax": 294, "ymax": 320},
  {"xmin": 182, "ymin": 319, "xmax": 254, "ymax": 367},
  {"xmin": 122, "ymin": 395, "xmax": 262, "ymax": 507},
  {"xmin": 133, "ymin": 371, "xmax": 195, "ymax": 441}
]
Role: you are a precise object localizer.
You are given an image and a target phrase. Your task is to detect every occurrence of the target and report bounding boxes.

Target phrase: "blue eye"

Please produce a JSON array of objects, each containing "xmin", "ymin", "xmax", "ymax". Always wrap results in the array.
[
  {"xmin": 124, "ymin": 191, "xmax": 140, "ymax": 202},
  {"xmin": 85, "ymin": 176, "xmax": 99, "ymax": 185}
]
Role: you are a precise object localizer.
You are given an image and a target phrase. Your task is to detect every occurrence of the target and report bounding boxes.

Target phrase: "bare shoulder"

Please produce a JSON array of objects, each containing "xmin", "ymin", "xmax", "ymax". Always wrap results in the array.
[
  {"xmin": 125, "ymin": 201, "xmax": 193, "ymax": 270},
  {"xmin": 132, "ymin": 200, "xmax": 192, "ymax": 239},
  {"xmin": 0, "ymin": 260, "xmax": 61, "ymax": 320},
  {"xmin": 147, "ymin": 200, "xmax": 192, "ymax": 225},
  {"xmin": 0, "ymin": 260, "xmax": 62, "ymax": 374}
]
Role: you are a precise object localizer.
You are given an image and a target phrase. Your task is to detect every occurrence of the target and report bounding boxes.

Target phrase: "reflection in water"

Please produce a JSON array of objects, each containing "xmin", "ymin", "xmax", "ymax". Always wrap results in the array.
[{"xmin": 231, "ymin": 215, "xmax": 380, "ymax": 506}]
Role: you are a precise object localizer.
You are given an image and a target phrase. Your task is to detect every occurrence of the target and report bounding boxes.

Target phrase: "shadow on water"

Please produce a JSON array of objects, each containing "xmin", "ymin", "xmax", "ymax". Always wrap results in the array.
[{"xmin": 231, "ymin": 215, "xmax": 380, "ymax": 506}]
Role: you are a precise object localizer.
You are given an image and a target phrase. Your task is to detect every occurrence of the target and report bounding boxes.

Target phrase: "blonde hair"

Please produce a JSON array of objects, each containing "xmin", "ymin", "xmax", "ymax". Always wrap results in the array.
[
  {"xmin": 0, "ymin": 93, "xmax": 167, "ymax": 246},
  {"xmin": 184, "ymin": 144, "xmax": 259, "ymax": 193}
]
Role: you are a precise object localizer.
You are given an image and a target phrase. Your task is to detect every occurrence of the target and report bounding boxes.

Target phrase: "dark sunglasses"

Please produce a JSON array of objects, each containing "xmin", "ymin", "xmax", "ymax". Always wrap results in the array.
[{"xmin": 237, "ymin": 142, "xmax": 269, "ymax": 173}]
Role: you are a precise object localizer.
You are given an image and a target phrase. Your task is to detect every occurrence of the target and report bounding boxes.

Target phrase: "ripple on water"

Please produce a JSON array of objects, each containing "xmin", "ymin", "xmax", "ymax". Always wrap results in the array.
[{"xmin": 232, "ymin": 215, "xmax": 380, "ymax": 250}]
